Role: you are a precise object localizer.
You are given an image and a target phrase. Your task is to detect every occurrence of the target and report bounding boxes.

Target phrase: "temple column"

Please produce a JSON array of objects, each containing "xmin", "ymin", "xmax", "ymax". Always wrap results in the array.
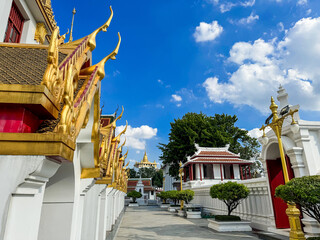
[
  {"xmin": 195, "ymin": 164, "xmax": 200, "ymax": 180},
  {"xmin": 200, "ymin": 164, "xmax": 204, "ymax": 180},
  {"xmin": 213, "ymin": 164, "xmax": 221, "ymax": 179},
  {"xmin": 2, "ymin": 157, "xmax": 61, "ymax": 240},
  {"xmin": 233, "ymin": 164, "xmax": 240, "ymax": 179},
  {"xmin": 190, "ymin": 164, "xmax": 194, "ymax": 180}
]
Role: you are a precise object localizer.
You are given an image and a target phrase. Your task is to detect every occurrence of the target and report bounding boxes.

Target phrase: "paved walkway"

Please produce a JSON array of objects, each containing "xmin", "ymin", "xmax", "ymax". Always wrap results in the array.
[{"xmin": 115, "ymin": 206, "xmax": 260, "ymax": 240}]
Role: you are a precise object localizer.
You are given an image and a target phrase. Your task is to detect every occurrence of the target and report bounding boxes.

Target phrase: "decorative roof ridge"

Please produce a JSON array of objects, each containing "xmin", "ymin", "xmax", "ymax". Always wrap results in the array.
[{"xmin": 36, "ymin": 0, "xmax": 57, "ymax": 32}]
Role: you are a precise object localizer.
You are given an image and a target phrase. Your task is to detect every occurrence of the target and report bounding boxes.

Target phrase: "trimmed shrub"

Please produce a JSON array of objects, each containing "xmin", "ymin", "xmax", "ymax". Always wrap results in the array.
[
  {"xmin": 215, "ymin": 215, "xmax": 241, "ymax": 221},
  {"xmin": 210, "ymin": 182, "xmax": 250, "ymax": 216},
  {"xmin": 157, "ymin": 191, "xmax": 169, "ymax": 203},
  {"xmin": 127, "ymin": 190, "xmax": 142, "ymax": 203},
  {"xmin": 166, "ymin": 190, "xmax": 179, "ymax": 205},
  {"xmin": 275, "ymin": 175, "xmax": 320, "ymax": 224},
  {"xmin": 177, "ymin": 190, "xmax": 195, "ymax": 204}
]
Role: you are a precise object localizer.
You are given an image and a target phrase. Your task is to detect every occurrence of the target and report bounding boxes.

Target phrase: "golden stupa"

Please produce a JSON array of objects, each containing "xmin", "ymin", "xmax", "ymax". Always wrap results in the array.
[{"xmin": 134, "ymin": 151, "xmax": 158, "ymax": 169}]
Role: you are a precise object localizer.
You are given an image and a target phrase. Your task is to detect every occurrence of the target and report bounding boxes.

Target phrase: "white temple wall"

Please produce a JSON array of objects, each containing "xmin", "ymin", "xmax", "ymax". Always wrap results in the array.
[
  {"xmin": 105, "ymin": 188, "xmax": 115, "ymax": 232},
  {"xmin": 81, "ymin": 184, "xmax": 104, "ymax": 240},
  {"xmin": 187, "ymin": 177, "xmax": 275, "ymax": 231},
  {"xmin": 17, "ymin": 0, "xmax": 38, "ymax": 44},
  {"xmin": 0, "ymin": 0, "xmax": 13, "ymax": 42},
  {"xmin": 97, "ymin": 188, "xmax": 113, "ymax": 240},
  {"xmin": 0, "ymin": 156, "xmax": 61, "ymax": 240}
]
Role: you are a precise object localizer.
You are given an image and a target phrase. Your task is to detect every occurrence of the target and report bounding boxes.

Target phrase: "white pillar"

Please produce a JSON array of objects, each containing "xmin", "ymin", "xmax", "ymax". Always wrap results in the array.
[
  {"xmin": 97, "ymin": 187, "xmax": 112, "ymax": 240},
  {"xmin": 233, "ymin": 164, "xmax": 240, "ymax": 179},
  {"xmin": 213, "ymin": 164, "xmax": 221, "ymax": 179},
  {"xmin": 195, "ymin": 164, "xmax": 200, "ymax": 180},
  {"xmin": 3, "ymin": 157, "xmax": 61, "ymax": 240},
  {"xmin": 200, "ymin": 164, "xmax": 204, "ymax": 180}
]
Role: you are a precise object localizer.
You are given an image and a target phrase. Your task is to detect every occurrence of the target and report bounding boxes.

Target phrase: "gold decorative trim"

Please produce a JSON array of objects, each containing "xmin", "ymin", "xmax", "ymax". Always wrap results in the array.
[
  {"xmin": 81, "ymin": 168, "xmax": 100, "ymax": 179},
  {"xmin": 96, "ymin": 177, "xmax": 112, "ymax": 184},
  {"xmin": 35, "ymin": 23, "xmax": 48, "ymax": 44},
  {"xmin": 0, "ymin": 133, "xmax": 75, "ymax": 161},
  {"xmin": 0, "ymin": 84, "xmax": 60, "ymax": 119},
  {"xmin": 0, "ymin": 42, "xmax": 48, "ymax": 49}
]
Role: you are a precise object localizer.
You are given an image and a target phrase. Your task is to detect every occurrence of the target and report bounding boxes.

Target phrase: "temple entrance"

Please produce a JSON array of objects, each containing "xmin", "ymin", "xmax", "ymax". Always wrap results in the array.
[{"xmin": 266, "ymin": 148, "xmax": 295, "ymax": 229}]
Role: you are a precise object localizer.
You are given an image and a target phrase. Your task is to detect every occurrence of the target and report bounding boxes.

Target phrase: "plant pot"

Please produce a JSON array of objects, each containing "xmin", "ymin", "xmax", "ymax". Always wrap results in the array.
[
  {"xmin": 128, "ymin": 203, "xmax": 139, "ymax": 207},
  {"xmin": 160, "ymin": 203, "xmax": 170, "ymax": 209},
  {"xmin": 186, "ymin": 211, "xmax": 201, "ymax": 219},
  {"xmin": 208, "ymin": 219, "xmax": 252, "ymax": 232},
  {"xmin": 177, "ymin": 210, "xmax": 186, "ymax": 217},
  {"xmin": 168, "ymin": 206, "xmax": 180, "ymax": 212}
]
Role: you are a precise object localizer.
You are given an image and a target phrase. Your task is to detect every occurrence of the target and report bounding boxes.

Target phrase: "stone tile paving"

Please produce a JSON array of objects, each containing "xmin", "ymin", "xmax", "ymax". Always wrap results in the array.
[{"xmin": 115, "ymin": 206, "xmax": 261, "ymax": 240}]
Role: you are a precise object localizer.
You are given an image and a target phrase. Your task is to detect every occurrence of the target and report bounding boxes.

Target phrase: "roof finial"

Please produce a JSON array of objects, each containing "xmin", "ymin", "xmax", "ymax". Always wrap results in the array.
[{"xmin": 68, "ymin": 8, "xmax": 76, "ymax": 43}]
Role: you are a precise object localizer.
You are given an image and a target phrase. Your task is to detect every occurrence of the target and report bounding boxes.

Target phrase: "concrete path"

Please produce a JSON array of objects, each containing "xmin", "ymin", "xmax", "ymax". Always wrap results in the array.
[{"xmin": 115, "ymin": 206, "xmax": 260, "ymax": 240}]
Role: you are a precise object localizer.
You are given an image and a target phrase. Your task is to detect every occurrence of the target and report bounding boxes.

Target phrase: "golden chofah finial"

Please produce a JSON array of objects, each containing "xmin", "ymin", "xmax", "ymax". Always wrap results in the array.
[
  {"xmin": 123, "ymin": 149, "xmax": 128, "ymax": 160},
  {"xmin": 80, "ymin": 32, "xmax": 121, "ymax": 79},
  {"xmin": 120, "ymin": 138, "xmax": 126, "ymax": 149},
  {"xmin": 124, "ymin": 161, "xmax": 130, "ymax": 168},
  {"xmin": 88, "ymin": 6, "xmax": 113, "ymax": 51},
  {"xmin": 116, "ymin": 120, "xmax": 128, "ymax": 138}
]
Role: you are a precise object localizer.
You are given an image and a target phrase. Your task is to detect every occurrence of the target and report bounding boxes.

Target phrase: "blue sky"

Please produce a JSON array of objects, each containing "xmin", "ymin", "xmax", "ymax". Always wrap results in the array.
[{"xmin": 53, "ymin": 0, "xmax": 320, "ymax": 168}]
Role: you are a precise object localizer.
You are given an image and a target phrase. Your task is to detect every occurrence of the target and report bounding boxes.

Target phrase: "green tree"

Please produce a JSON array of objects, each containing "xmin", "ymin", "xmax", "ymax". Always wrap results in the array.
[
  {"xmin": 177, "ymin": 190, "xmax": 195, "ymax": 204},
  {"xmin": 166, "ymin": 190, "xmax": 179, "ymax": 205},
  {"xmin": 275, "ymin": 175, "xmax": 320, "ymax": 224},
  {"xmin": 127, "ymin": 190, "xmax": 142, "ymax": 203},
  {"xmin": 136, "ymin": 167, "xmax": 163, "ymax": 188},
  {"xmin": 210, "ymin": 182, "xmax": 250, "ymax": 216},
  {"xmin": 128, "ymin": 168, "xmax": 138, "ymax": 178},
  {"xmin": 159, "ymin": 112, "xmax": 260, "ymax": 178},
  {"xmin": 157, "ymin": 191, "xmax": 169, "ymax": 203}
]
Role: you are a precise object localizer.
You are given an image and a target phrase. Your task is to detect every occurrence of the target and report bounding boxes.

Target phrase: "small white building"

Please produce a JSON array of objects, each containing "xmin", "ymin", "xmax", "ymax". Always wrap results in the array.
[{"xmin": 182, "ymin": 144, "xmax": 253, "ymax": 188}]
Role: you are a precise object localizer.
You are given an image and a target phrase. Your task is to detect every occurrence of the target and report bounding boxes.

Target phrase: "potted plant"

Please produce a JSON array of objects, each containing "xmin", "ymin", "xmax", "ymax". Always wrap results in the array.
[
  {"xmin": 275, "ymin": 175, "xmax": 320, "ymax": 238},
  {"xmin": 208, "ymin": 182, "xmax": 251, "ymax": 231},
  {"xmin": 127, "ymin": 190, "xmax": 142, "ymax": 207},
  {"xmin": 157, "ymin": 191, "xmax": 170, "ymax": 208},
  {"xmin": 177, "ymin": 190, "xmax": 198, "ymax": 218}
]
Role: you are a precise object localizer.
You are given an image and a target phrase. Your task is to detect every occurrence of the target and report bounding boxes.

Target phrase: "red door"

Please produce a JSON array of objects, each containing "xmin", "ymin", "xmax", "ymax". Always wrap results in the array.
[{"xmin": 266, "ymin": 157, "xmax": 294, "ymax": 229}]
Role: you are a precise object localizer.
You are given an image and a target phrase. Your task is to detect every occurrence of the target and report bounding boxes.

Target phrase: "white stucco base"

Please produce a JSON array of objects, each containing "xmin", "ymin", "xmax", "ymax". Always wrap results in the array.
[
  {"xmin": 128, "ymin": 203, "xmax": 139, "ymax": 207},
  {"xmin": 160, "ymin": 203, "xmax": 170, "ymax": 208},
  {"xmin": 208, "ymin": 219, "xmax": 252, "ymax": 232},
  {"xmin": 186, "ymin": 211, "xmax": 201, "ymax": 219}
]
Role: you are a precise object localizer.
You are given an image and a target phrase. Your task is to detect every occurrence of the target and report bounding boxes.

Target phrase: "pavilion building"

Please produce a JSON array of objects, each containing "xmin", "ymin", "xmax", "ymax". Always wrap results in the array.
[{"xmin": 182, "ymin": 144, "xmax": 253, "ymax": 188}]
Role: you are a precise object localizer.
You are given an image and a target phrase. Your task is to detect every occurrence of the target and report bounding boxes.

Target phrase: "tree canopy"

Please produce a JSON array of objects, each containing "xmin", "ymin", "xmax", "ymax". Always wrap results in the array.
[
  {"xmin": 159, "ymin": 112, "xmax": 260, "ymax": 178},
  {"xmin": 275, "ymin": 175, "xmax": 320, "ymax": 224},
  {"xmin": 210, "ymin": 182, "xmax": 250, "ymax": 216}
]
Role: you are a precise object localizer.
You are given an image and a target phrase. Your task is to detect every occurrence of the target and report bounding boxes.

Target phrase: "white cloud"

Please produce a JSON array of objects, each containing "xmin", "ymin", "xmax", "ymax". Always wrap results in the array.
[
  {"xmin": 248, "ymin": 128, "xmax": 262, "ymax": 139},
  {"xmin": 203, "ymin": 17, "xmax": 320, "ymax": 113},
  {"xmin": 277, "ymin": 22, "xmax": 284, "ymax": 32},
  {"xmin": 297, "ymin": 0, "xmax": 307, "ymax": 5},
  {"xmin": 157, "ymin": 79, "xmax": 163, "ymax": 84},
  {"xmin": 306, "ymin": 9, "xmax": 312, "ymax": 15},
  {"xmin": 240, "ymin": 0, "xmax": 255, "ymax": 7},
  {"xmin": 216, "ymin": 0, "xmax": 255, "ymax": 13},
  {"xmin": 229, "ymin": 39, "xmax": 274, "ymax": 65},
  {"xmin": 238, "ymin": 12, "xmax": 259, "ymax": 25},
  {"xmin": 116, "ymin": 125, "xmax": 157, "ymax": 150},
  {"xmin": 171, "ymin": 94, "xmax": 182, "ymax": 102},
  {"xmin": 193, "ymin": 21, "xmax": 223, "ymax": 42}
]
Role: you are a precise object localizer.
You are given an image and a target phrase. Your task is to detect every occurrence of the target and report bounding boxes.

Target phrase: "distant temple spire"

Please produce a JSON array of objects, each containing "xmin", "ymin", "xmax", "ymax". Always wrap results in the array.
[{"xmin": 68, "ymin": 8, "xmax": 76, "ymax": 43}]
